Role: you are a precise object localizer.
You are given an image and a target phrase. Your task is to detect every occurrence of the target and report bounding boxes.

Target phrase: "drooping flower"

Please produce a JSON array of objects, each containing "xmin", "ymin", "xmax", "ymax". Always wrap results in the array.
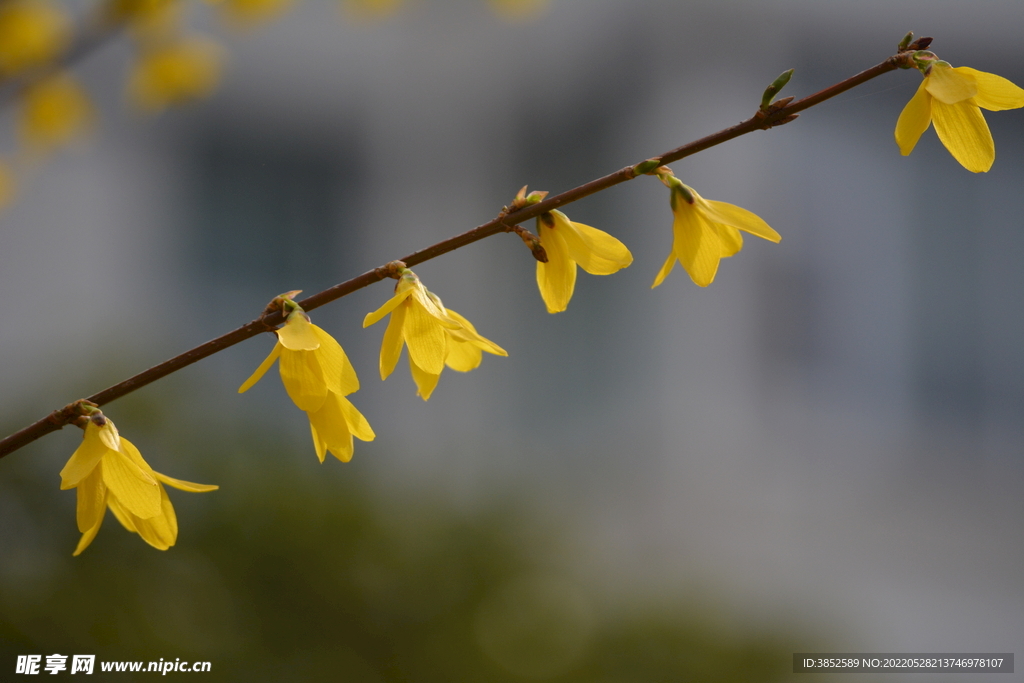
[
  {"xmin": 363, "ymin": 269, "xmax": 507, "ymax": 400},
  {"xmin": 127, "ymin": 37, "xmax": 224, "ymax": 112},
  {"xmin": 0, "ymin": 0, "xmax": 70, "ymax": 77},
  {"xmin": 535, "ymin": 209, "xmax": 632, "ymax": 314},
  {"xmin": 652, "ymin": 172, "xmax": 780, "ymax": 288},
  {"xmin": 239, "ymin": 293, "xmax": 374, "ymax": 461},
  {"xmin": 59, "ymin": 414, "xmax": 217, "ymax": 556},
  {"xmin": 18, "ymin": 73, "xmax": 94, "ymax": 153},
  {"xmin": 895, "ymin": 54, "xmax": 1024, "ymax": 173}
]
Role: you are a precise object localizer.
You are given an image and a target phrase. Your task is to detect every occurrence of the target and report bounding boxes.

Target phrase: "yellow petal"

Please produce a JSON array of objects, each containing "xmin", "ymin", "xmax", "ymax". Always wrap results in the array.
[
  {"xmin": 309, "ymin": 420, "xmax": 327, "ymax": 463},
  {"xmin": 555, "ymin": 215, "xmax": 633, "ymax": 276},
  {"xmin": 239, "ymin": 343, "xmax": 281, "ymax": 393},
  {"xmin": 363, "ymin": 287, "xmax": 413, "ymax": 327},
  {"xmin": 957, "ymin": 67, "xmax": 1024, "ymax": 111},
  {"xmin": 102, "ymin": 443, "xmax": 161, "ymax": 520},
  {"xmin": 75, "ymin": 468, "xmax": 106, "ymax": 534},
  {"xmin": 72, "ymin": 512, "xmax": 104, "ymax": 556},
  {"xmin": 411, "ymin": 284, "xmax": 461, "ymax": 328},
  {"xmin": 379, "ymin": 302, "xmax": 407, "ymax": 380},
  {"xmin": 277, "ymin": 312, "xmax": 320, "ymax": 351},
  {"xmin": 701, "ymin": 199, "xmax": 781, "ymax": 243},
  {"xmin": 717, "ymin": 224, "xmax": 744, "ymax": 257},
  {"xmin": 154, "ymin": 471, "xmax": 219, "ymax": 493},
  {"xmin": 60, "ymin": 426, "xmax": 108, "ymax": 489},
  {"xmin": 651, "ymin": 250, "xmax": 676, "ymax": 289},
  {"xmin": 409, "ymin": 358, "xmax": 441, "ymax": 401},
  {"xmin": 311, "ymin": 325, "xmax": 359, "ymax": 395},
  {"xmin": 97, "ymin": 420, "xmax": 121, "ymax": 451},
  {"xmin": 895, "ymin": 79, "xmax": 932, "ymax": 156},
  {"xmin": 306, "ymin": 392, "xmax": 374, "ymax": 462},
  {"xmin": 444, "ymin": 309, "xmax": 507, "ymax": 355},
  {"xmin": 338, "ymin": 394, "xmax": 375, "ymax": 444},
  {"xmin": 279, "ymin": 349, "xmax": 328, "ymax": 412},
  {"xmin": 445, "ymin": 339, "xmax": 480, "ymax": 372},
  {"xmin": 107, "ymin": 494, "xmax": 137, "ymax": 533},
  {"xmin": 931, "ymin": 99, "xmax": 994, "ymax": 173},
  {"xmin": 673, "ymin": 202, "xmax": 721, "ymax": 287},
  {"xmin": 403, "ymin": 298, "xmax": 448, "ymax": 375},
  {"xmin": 535, "ymin": 223, "xmax": 576, "ymax": 313},
  {"xmin": 925, "ymin": 63, "xmax": 978, "ymax": 104},
  {"xmin": 130, "ymin": 485, "xmax": 177, "ymax": 550}
]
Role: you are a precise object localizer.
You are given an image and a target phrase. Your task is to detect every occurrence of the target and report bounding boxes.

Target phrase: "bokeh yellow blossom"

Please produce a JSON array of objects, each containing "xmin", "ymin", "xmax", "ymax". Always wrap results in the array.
[
  {"xmin": 895, "ymin": 58, "xmax": 1024, "ymax": 173},
  {"xmin": 0, "ymin": 0, "xmax": 69, "ymax": 76},
  {"xmin": 206, "ymin": 0, "xmax": 296, "ymax": 27},
  {"xmin": 653, "ymin": 178, "xmax": 780, "ymax": 288},
  {"xmin": 18, "ymin": 73, "xmax": 94, "ymax": 153},
  {"xmin": 127, "ymin": 37, "xmax": 225, "ymax": 112},
  {"xmin": 59, "ymin": 415, "xmax": 217, "ymax": 556},
  {"xmin": 535, "ymin": 209, "xmax": 632, "ymax": 313},
  {"xmin": 239, "ymin": 301, "xmax": 374, "ymax": 462},
  {"xmin": 363, "ymin": 269, "xmax": 507, "ymax": 400}
]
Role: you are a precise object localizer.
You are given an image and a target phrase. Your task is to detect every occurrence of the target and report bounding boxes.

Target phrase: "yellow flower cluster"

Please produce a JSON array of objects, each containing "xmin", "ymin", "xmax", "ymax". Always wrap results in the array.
[
  {"xmin": 240, "ymin": 302, "xmax": 375, "ymax": 463},
  {"xmin": 895, "ymin": 54, "xmax": 1024, "ymax": 172},
  {"xmin": 364, "ymin": 269, "xmax": 507, "ymax": 400},
  {"xmin": 60, "ymin": 413, "xmax": 217, "ymax": 556}
]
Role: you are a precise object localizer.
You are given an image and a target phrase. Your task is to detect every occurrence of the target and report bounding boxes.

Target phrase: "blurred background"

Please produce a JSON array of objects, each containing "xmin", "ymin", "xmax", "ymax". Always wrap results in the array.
[{"xmin": 1, "ymin": 0, "xmax": 1022, "ymax": 680}]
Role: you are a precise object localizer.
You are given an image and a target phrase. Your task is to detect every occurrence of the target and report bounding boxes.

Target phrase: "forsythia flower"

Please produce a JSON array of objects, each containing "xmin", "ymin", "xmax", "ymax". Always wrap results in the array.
[
  {"xmin": 18, "ymin": 73, "xmax": 94, "ymax": 152},
  {"xmin": 535, "ymin": 209, "xmax": 632, "ymax": 313},
  {"xmin": 363, "ymin": 269, "xmax": 507, "ymax": 400},
  {"xmin": 127, "ymin": 37, "xmax": 224, "ymax": 112},
  {"xmin": 59, "ymin": 414, "xmax": 217, "ymax": 556},
  {"xmin": 652, "ymin": 176, "xmax": 780, "ymax": 288},
  {"xmin": 239, "ymin": 299, "xmax": 374, "ymax": 462},
  {"xmin": 0, "ymin": 0, "xmax": 69, "ymax": 76},
  {"xmin": 895, "ymin": 56, "xmax": 1024, "ymax": 173}
]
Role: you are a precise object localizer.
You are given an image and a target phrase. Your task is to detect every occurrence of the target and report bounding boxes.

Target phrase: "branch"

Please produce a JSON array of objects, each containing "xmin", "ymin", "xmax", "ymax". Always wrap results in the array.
[{"xmin": 0, "ymin": 50, "xmax": 910, "ymax": 460}]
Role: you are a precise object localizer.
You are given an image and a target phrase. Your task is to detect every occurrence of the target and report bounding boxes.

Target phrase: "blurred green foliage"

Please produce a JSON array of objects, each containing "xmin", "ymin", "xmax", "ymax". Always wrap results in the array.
[{"xmin": 0, "ymin": 377, "xmax": 806, "ymax": 682}]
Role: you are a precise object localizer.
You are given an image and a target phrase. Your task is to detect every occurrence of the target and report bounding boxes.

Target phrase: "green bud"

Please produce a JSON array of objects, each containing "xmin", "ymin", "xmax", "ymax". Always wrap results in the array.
[
  {"xmin": 897, "ymin": 31, "xmax": 914, "ymax": 51},
  {"xmin": 760, "ymin": 68, "xmax": 794, "ymax": 112},
  {"xmin": 632, "ymin": 158, "xmax": 662, "ymax": 176}
]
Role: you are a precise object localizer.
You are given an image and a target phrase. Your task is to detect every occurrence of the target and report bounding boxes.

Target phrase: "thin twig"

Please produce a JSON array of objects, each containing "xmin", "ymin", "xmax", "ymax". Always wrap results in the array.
[{"xmin": 0, "ymin": 51, "xmax": 908, "ymax": 460}]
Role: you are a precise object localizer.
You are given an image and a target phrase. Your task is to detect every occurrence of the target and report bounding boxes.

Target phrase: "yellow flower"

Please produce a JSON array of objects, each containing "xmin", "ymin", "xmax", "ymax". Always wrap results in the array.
[
  {"xmin": 652, "ymin": 180, "xmax": 780, "ymax": 288},
  {"xmin": 18, "ymin": 73, "xmax": 94, "ymax": 153},
  {"xmin": 59, "ymin": 416, "xmax": 217, "ymax": 556},
  {"xmin": 0, "ymin": 0, "xmax": 69, "ymax": 77},
  {"xmin": 363, "ymin": 270, "xmax": 507, "ymax": 400},
  {"xmin": 535, "ymin": 209, "xmax": 632, "ymax": 314},
  {"xmin": 240, "ymin": 302, "xmax": 374, "ymax": 462},
  {"xmin": 895, "ymin": 59, "xmax": 1024, "ymax": 173},
  {"xmin": 127, "ymin": 37, "xmax": 224, "ymax": 112}
]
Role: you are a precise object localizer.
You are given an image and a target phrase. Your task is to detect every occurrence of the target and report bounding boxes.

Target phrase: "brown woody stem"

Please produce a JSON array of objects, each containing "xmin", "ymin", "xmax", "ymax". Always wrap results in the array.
[{"xmin": 0, "ymin": 51, "xmax": 907, "ymax": 459}]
